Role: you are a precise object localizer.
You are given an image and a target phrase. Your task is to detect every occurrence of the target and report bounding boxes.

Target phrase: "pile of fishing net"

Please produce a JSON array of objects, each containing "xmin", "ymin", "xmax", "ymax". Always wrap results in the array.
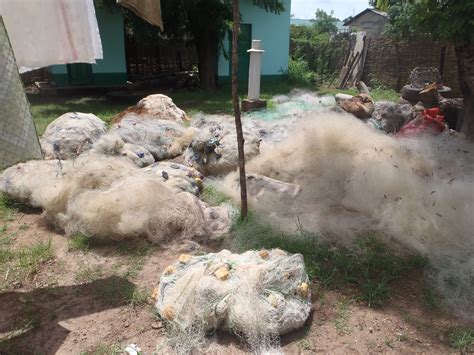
[
  {"xmin": 40, "ymin": 112, "xmax": 107, "ymax": 159},
  {"xmin": 109, "ymin": 116, "xmax": 196, "ymax": 161},
  {"xmin": 113, "ymin": 94, "xmax": 189, "ymax": 123},
  {"xmin": 184, "ymin": 114, "xmax": 261, "ymax": 175},
  {"xmin": 155, "ymin": 249, "xmax": 312, "ymax": 353},
  {"xmin": 220, "ymin": 111, "xmax": 474, "ymax": 321},
  {"xmin": 0, "ymin": 155, "xmax": 230, "ymax": 243}
]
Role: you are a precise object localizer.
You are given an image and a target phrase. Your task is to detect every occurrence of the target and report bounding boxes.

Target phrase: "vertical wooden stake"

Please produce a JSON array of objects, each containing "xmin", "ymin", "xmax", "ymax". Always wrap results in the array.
[{"xmin": 231, "ymin": 0, "xmax": 248, "ymax": 219}]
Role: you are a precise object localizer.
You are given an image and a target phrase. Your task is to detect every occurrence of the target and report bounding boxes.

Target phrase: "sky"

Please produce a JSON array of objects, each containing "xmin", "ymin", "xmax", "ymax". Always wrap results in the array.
[{"xmin": 291, "ymin": 0, "xmax": 369, "ymax": 21}]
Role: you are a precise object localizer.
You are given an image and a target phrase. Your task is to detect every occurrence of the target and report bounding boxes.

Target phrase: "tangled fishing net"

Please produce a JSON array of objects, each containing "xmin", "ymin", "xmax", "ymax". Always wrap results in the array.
[
  {"xmin": 0, "ymin": 155, "xmax": 230, "ymax": 243},
  {"xmin": 40, "ymin": 112, "xmax": 107, "ymax": 159},
  {"xmin": 220, "ymin": 111, "xmax": 474, "ymax": 320},
  {"xmin": 112, "ymin": 94, "xmax": 189, "ymax": 123},
  {"xmin": 110, "ymin": 116, "xmax": 196, "ymax": 161},
  {"xmin": 93, "ymin": 133, "xmax": 155, "ymax": 167},
  {"xmin": 156, "ymin": 249, "xmax": 311, "ymax": 354},
  {"xmin": 184, "ymin": 114, "xmax": 261, "ymax": 175}
]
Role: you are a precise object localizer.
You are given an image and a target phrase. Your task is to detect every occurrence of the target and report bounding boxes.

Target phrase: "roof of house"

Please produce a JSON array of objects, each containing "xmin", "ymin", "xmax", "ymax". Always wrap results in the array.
[{"xmin": 343, "ymin": 8, "xmax": 388, "ymax": 25}]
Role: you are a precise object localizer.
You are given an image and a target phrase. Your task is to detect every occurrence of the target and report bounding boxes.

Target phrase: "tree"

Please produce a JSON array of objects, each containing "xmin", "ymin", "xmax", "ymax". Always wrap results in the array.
[
  {"xmin": 231, "ymin": 0, "xmax": 248, "ymax": 218},
  {"xmin": 312, "ymin": 9, "xmax": 338, "ymax": 35},
  {"xmin": 160, "ymin": 0, "xmax": 285, "ymax": 90},
  {"xmin": 382, "ymin": 0, "xmax": 474, "ymax": 139},
  {"xmin": 369, "ymin": 0, "xmax": 400, "ymax": 11}
]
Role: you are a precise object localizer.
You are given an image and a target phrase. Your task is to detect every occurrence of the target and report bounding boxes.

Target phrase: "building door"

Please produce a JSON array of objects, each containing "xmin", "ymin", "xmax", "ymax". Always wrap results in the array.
[
  {"xmin": 67, "ymin": 63, "xmax": 93, "ymax": 85},
  {"xmin": 229, "ymin": 24, "xmax": 251, "ymax": 81}
]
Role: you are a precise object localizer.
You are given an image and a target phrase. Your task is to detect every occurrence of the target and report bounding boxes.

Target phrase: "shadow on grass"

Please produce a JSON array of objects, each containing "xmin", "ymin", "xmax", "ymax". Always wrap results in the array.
[{"xmin": 0, "ymin": 276, "xmax": 136, "ymax": 354}]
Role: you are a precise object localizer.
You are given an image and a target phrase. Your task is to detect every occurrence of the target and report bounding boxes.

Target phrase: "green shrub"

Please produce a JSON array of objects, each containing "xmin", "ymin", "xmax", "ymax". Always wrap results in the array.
[
  {"xmin": 290, "ymin": 25, "xmax": 349, "ymax": 84},
  {"xmin": 287, "ymin": 58, "xmax": 316, "ymax": 86}
]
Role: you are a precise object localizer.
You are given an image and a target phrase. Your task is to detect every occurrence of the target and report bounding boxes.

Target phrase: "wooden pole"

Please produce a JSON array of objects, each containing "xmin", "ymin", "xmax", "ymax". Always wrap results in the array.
[{"xmin": 231, "ymin": 0, "xmax": 248, "ymax": 219}]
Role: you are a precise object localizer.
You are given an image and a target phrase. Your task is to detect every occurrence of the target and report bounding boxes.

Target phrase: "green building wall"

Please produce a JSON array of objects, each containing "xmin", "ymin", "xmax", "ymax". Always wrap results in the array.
[
  {"xmin": 217, "ymin": 0, "xmax": 291, "ymax": 81},
  {"xmin": 49, "ymin": 6, "xmax": 127, "ymax": 87}
]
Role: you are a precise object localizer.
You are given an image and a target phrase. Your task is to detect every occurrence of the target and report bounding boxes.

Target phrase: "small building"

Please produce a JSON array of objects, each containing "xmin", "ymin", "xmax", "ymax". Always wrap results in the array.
[
  {"xmin": 344, "ymin": 8, "xmax": 388, "ymax": 37},
  {"xmin": 49, "ymin": 0, "xmax": 291, "ymax": 87}
]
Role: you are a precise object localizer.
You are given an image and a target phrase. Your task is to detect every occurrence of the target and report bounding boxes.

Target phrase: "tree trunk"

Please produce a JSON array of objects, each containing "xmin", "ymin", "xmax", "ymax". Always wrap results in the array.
[
  {"xmin": 455, "ymin": 38, "xmax": 474, "ymax": 139},
  {"xmin": 195, "ymin": 28, "xmax": 218, "ymax": 90},
  {"xmin": 231, "ymin": 0, "xmax": 248, "ymax": 219}
]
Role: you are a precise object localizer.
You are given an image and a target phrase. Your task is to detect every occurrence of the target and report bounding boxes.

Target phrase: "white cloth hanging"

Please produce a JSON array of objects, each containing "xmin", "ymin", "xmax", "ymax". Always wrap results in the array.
[{"xmin": 0, "ymin": 0, "xmax": 103, "ymax": 72}]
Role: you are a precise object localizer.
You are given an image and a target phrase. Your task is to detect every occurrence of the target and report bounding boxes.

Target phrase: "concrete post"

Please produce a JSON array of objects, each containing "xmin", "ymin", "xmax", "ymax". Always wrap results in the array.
[
  {"xmin": 241, "ymin": 40, "xmax": 266, "ymax": 112},
  {"xmin": 247, "ymin": 40, "xmax": 264, "ymax": 100}
]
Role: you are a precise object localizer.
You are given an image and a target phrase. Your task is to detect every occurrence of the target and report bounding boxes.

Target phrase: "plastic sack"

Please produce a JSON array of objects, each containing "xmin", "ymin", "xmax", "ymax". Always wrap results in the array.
[{"xmin": 396, "ymin": 108, "xmax": 445, "ymax": 138}]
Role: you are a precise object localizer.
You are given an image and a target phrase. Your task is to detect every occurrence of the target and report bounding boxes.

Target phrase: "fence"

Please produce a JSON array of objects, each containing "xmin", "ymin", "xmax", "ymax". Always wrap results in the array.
[
  {"xmin": 124, "ymin": 34, "xmax": 198, "ymax": 82},
  {"xmin": 362, "ymin": 36, "xmax": 461, "ymax": 96}
]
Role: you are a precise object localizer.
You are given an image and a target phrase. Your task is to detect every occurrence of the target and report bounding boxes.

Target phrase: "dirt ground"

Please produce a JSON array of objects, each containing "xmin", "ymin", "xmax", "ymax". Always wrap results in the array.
[{"xmin": 0, "ymin": 209, "xmax": 470, "ymax": 354}]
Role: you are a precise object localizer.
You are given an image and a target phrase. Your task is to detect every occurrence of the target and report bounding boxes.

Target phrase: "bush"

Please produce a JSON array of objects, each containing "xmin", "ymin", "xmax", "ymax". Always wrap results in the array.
[
  {"xmin": 287, "ymin": 58, "xmax": 315, "ymax": 86},
  {"xmin": 290, "ymin": 25, "xmax": 349, "ymax": 84}
]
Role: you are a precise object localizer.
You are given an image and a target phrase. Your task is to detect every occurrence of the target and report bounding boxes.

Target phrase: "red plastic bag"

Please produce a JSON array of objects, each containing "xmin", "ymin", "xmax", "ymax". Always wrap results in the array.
[{"xmin": 396, "ymin": 108, "xmax": 445, "ymax": 138}]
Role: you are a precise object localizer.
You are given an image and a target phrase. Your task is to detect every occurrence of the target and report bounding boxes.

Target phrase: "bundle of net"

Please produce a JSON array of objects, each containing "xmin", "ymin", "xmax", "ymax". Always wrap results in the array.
[
  {"xmin": 0, "ymin": 155, "xmax": 209, "ymax": 243},
  {"xmin": 155, "ymin": 249, "xmax": 312, "ymax": 354}
]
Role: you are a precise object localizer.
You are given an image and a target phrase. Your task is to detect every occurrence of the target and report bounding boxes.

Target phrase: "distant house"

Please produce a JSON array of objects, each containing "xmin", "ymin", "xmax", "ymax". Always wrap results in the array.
[
  {"xmin": 49, "ymin": 0, "xmax": 292, "ymax": 87},
  {"xmin": 344, "ymin": 8, "xmax": 388, "ymax": 37}
]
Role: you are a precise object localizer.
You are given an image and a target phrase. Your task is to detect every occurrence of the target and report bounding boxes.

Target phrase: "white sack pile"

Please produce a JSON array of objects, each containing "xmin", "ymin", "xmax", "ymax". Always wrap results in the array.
[
  {"xmin": 156, "ymin": 249, "xmax": 311, "ymax": 353},
  {"xmin": 0, "ymin": 156, "xmax": 230, "ymax": 243},
  {"xmin": 40, "ymin": 112, "xmax": 107, "ymax": 159},
  {"xmin": 184, "ymin": 114, "xmax": 261, "ymax": 175}
]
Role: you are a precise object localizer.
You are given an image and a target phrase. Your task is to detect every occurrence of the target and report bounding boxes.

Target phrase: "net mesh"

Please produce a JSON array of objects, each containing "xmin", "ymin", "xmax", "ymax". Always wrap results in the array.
[{"xmin": 156, "ymin": 249, "xmax": 312, "ymax": 354}]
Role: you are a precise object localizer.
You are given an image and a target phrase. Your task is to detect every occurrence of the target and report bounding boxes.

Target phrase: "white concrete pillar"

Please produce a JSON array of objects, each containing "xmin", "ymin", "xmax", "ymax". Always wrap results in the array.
[{"xmin": 247, "ymin": 40, "xmax": 265, "ymax": 100}]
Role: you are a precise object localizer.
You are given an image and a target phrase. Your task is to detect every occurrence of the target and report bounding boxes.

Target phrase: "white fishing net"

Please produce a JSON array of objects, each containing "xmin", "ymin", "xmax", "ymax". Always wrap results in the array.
[
  {"xmin": 0, "ymin": 155, "xmax": 228, "ymax": 243},
  {"xmin": 40, "ymin": 112, "xmax": 107, "ymax": 159},
  {"xmin": 156, "ymin": 249, "xmax": 312, "ymax": 354},
  {"xmin": 220, "ymin": 111, "xmax": 474, "ymax": 321}
]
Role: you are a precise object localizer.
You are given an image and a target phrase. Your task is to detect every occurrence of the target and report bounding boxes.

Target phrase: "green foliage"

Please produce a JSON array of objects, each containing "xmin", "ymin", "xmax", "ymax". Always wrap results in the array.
[
  {"xmin": 0, "ymin": 193, "xmax": 17, "ymax": 222},
  {"xmin": 200, "ymin": 185, "xmax": 232, "ymax": 206},
  {"xmin": 368, "ymin": 80, "xmax": 401, "ymax": 102},
  {"xmin": 290, "ymin": 9, "xmax": 348, "ymax": 84},
  {"xmin": 385, "ymin": 0, "xmax": 474, "ymax": 44},
  {"xmin": 16, "ymin": 241, "xmax": 53, "ymax": 274},
  {"xmin": 287, "ymin": 58, "xmax": 316, "ymax": 86},
  {"xmin": 449, "ymin": 327, "xmax": 474, "ymax": 351},
  {"xmin": 313, "ymin": 9, "xmax": 339, "ymax": 34},
  {"xmin": 231, "ymin": 214, "xmax": 429, "ymax": 307},
  {"xmin": 1, "ymin": 240, "xmax": 53, "ymax": 289},
  {"xmin": 68, "ymin": 234, "xmax": 91, "ymax": 252},
  {"xmin": 369, "ymin": 0, "xmax": 399, "ymax": 12}
]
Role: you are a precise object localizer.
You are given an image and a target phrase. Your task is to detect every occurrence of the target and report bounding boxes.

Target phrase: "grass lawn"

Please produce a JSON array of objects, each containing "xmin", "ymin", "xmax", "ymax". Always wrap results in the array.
[
  {"xmin": 29, "ymin": 80, "xmax": 400, "ymax": 135},
  {"xmin": 29, "ymin": 80, "xmax": 303, "ymax": 135}
]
